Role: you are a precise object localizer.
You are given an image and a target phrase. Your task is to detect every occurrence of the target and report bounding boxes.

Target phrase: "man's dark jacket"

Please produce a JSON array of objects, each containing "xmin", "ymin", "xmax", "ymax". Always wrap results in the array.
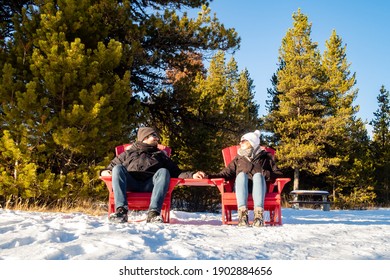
[{"xmin": 105, "ymin": 142, "xmax": 193, "ymax": 181}]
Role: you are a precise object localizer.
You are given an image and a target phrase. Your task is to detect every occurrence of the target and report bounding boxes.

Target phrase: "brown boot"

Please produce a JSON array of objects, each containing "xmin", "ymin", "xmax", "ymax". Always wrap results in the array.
[
  {"xmin": 238, "ymin": 207, "xmax": 249, "ymax": 227},
  {"xmin": 253, "ymin": 207, "xmax": 264, "ymax": 227}
]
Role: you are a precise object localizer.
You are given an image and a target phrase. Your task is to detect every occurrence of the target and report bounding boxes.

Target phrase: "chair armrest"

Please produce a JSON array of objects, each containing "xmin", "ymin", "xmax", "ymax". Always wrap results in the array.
[
  {"xmin": 168, "ymin": 178, "xmax": 183, "ymax": 195},
  {"xmin": 270, "ymin": 178, "xmax": 291, "ymax": 193},
  {"xmin": 211, "ymin": 179, "xmax": 233, "ymax": 194},
  {"xmin": 99, "ymin": 174, "xmax": 112, "ymax": 192},
  {"xmin": 100, "ymin": 170, "xmax": 111, "ymax": 176},
  {"xmin": 209, "ymin": 178, "xmax": 226, "ymax": 194}
]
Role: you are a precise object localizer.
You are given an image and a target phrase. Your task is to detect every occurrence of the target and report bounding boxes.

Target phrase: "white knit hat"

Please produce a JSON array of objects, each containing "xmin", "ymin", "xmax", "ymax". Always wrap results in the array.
[{"xmin": 240, "ymin": 130, "xmax": 260, "ymax": 149}]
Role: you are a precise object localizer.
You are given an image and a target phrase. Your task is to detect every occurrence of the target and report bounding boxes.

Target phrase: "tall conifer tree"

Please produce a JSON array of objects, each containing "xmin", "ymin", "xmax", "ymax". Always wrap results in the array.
[
  {"xmin": 321, "ymin": 30, "xmax": 372, "ymax": 202},
  {"xmin": 370, "ymin": 86, "xmax": 390, "ymax": 203},
  {"xmin": 263, "ymin": 61, "xmax": 284, "ymax": 147},
  {"xmin": 0, "ymin": 0, "xmax": 240, "ymax": 204},
  {"xmin": 270, "ymin": 9, "xmax": 327, "ymax": 190},
  {"xmin": 160, "ymin": 51, "xmax": 259, "ymax": 172}
]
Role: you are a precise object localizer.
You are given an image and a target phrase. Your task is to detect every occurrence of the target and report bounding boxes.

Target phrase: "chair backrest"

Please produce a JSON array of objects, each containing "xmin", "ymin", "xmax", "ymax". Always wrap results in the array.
[
  {"xmin": 115, "ymin": 143, "xmax": 172, "ymax": 157},
  {"xmin": 222, "ymin": 145, "xmax": 274, "ymax": 167}
]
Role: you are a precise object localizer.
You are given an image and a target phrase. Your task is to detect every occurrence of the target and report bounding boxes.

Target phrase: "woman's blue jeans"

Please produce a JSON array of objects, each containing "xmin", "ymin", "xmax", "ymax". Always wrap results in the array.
[
  {"xmin": 111, "ymin": 165, "xmax": 170, "ymax": 212},
  {"xmin": 235, "ymin": 172, "xmax": 266, "ymax": 209}
]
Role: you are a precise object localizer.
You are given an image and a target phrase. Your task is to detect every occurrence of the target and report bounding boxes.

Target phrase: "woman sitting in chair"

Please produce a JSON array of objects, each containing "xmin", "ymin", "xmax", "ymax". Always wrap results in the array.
[{"xmin": 207, "ymin": 130, "xmax": 282, "ymax": 227}]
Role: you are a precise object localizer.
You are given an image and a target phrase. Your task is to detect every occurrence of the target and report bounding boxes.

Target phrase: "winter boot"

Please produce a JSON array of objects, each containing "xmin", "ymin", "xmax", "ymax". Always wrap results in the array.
[
  {"xmin": 146, "ymin": 210, "xmax": 164, "ymax": 223},
  {"xmin": 109, "ymin": 206, "xmax": 128, "ymax": 223},
  {"xmin": 253, "ymin": 207, "xmax": 264, "ymax": 227},
  {"xmin": 238, "ymin": 207, "xmax": 249, "ymax": 227}
]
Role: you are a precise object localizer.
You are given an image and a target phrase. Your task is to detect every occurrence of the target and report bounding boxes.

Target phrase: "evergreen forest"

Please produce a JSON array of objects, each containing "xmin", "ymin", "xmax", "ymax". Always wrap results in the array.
[{"xmin": 1, "ymin": 1, "xmax": 389, "ymax": 211}]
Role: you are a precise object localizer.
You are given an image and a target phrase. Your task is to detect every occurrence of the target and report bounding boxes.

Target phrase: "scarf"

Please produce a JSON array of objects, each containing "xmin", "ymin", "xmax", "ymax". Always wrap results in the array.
[
  {"xmin": 132, "ymin": 141, "xmax": 160, "ymax": 153},
  {"xmin": 238, "ymin": 146, "xmax": 260, "ymax": 160},
  {"xmin": 238, "ymin": 146, "xmax": 254, "ymax": 159}
]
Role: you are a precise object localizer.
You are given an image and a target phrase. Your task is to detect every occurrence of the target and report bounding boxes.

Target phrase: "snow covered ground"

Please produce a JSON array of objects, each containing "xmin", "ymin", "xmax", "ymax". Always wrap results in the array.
[
  {"xmin": 1, "ymin": 208, "xmax": 390, "ymax": 279},
  {"xmin": 1, "ymin": 207, "xmax": 389, "ymax": 260}
]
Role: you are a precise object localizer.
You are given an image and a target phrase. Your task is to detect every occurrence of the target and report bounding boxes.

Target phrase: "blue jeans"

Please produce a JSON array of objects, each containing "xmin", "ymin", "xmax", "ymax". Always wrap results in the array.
[
  {"xmin": 111, "ymin": 165, "xmax": 170, "ymax": 212},
  {"xmin": 235, "ymin": 172, "xmax": 266, "ymax": 208}
]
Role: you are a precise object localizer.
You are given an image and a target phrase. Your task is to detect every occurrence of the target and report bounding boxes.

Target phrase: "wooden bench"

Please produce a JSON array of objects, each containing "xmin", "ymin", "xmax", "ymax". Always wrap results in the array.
[{"xmin": 289, "ymin": 190, "xmax": 331, "ymax": 211}]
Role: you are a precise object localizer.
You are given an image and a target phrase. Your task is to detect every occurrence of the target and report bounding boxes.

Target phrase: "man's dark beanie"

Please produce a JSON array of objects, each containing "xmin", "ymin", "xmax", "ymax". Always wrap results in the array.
[{"xmin": 137, "ymin": 127, "xmax": 156, "ymax": 142}]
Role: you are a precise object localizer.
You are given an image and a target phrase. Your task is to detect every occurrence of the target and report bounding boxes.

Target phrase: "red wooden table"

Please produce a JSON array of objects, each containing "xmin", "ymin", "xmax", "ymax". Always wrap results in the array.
[{"xmin": 179, "ymin": 178, "xmax": 225, "ymax": 190}]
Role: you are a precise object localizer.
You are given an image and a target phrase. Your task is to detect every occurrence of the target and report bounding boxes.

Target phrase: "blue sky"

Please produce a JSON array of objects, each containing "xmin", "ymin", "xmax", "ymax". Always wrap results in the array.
[{"xmin": 203, "ymin": 0, "xmax": 390, "ymax": 136}]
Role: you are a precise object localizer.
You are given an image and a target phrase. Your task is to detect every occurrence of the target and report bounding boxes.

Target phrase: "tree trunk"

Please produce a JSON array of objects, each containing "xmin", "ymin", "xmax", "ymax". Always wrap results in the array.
[{"xmin": 293, "ymin": 167, "xmax": 299, "ymax": 190}]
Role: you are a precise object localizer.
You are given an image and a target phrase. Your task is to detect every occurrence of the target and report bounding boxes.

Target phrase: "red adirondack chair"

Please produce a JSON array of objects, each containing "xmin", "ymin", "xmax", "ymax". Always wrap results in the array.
[
  {"xmin": 218, "ymin": 145, "xmax": 291, "ymax": 225},
  {"xmin": 99, "ymin": 144, "xmax": 183, "ymax": 223}
]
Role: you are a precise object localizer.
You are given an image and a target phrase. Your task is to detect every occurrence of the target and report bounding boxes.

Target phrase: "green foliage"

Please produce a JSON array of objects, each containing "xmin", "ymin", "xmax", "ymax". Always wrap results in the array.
[
  {"xmin": 172, "ymin": 186, "xmax": 220, "ymax": 212},
  {"xmin": 1, "ymin": 2, "xmax": 388, "ymax": 210},
  {"xmin": 0, "ymin": 130, "xmax": 38, "ymax": 198},
  {"xmin": 150, "ymin": 51, "xmax": 261, "ymax": 210},
  {"xmin": 263, "ymin": 62, "xmax": 284, "ymax": 147},
  {"xmin": 371, "ymin": 86, "xmax": 390, "ymax": 144},
  {"xmin": 334, "ymin": 186, "xmax": 377, "ymax": 209},
  {"xmin": 265, "ymin": 9, "xmax": 374, "ymax": 205},
  {"xmin": 320, "ymin": 29, "xmax": 374, "ymax": 198},
  {"xmin": 0, "ymin": 0, "xmax": 240, "ymax": 209},
  {"xmin": 157, "ymin": 51, "xmax": 260, "ymax": 172},
  {"xmin": 370, "ymin": 86, "xmax": 390, "ymax": 203},
  {"xmin": 268, "ymin": 9, "xmax": 328, "ymax": 189}
]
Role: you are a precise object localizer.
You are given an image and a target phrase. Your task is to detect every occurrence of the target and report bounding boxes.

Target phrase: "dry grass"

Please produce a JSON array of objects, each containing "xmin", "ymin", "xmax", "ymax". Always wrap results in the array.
[{"xmin": 1, "ymin": 197, "xmax": 108, "ymax": 216}]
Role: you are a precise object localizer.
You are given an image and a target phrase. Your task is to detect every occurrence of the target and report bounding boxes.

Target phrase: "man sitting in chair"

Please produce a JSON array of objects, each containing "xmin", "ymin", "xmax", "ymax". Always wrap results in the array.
[{"xmin": 104, "ymin": 127, "xmax": 205, "ymax": 223}]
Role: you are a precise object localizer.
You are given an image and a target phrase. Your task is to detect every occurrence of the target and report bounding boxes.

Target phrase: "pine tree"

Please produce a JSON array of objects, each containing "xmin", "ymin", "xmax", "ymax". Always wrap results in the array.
[
  {"xmin": 158, "ymin": 51, "xmax": 260, "ymax": 211},
  {"xmin": 263, "ymin": 61, "xmax": 284, "ymax": 147},
  {"xmin": 321, "ymin": 30, "xmax": 373, "ymax": 204},
  {"xmin": 370, "ymin": 85, "xmax": 390, "ymax": 203},
  {"xmin": 371, "ymin": 86, "xmax": 390, "ymax": 148},
  {"xmin": 322, "ymin": 30, "xmax": 357, "ymax": 118},
  {"xmin": 163, "ymin": 51, "xmax": 260, "ymax": 172},
  {"xmin": 0, "ymin": 0, "xmax": 240, "ymax": 204},
  {"xmin": 270, "ymin": 9, "xmax": 327, "ymax": 190},
  {"xmin": 1, "ymin": 1, "xmax": 137, "ymax": 202}
]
